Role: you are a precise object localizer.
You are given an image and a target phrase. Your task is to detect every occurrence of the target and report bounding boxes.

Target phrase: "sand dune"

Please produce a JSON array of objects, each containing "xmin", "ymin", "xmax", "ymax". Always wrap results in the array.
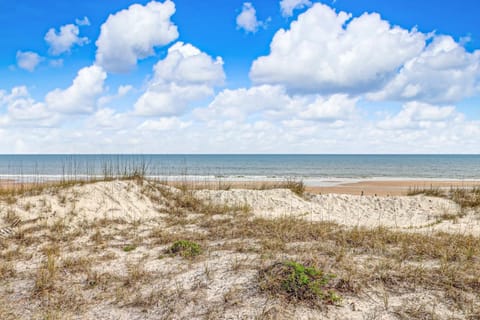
[{"xmin": 1, "ymin": 180, "xmax": 479, "ymax": 319}]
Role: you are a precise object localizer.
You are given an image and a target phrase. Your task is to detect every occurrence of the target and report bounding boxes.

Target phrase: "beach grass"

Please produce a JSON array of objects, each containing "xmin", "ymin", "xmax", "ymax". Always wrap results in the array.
[
  {"xmin": 0, "ymin": 173, "xmax": 479, "ymax": 319},
  {"xmin": 408, "ymin": 185, "xmax": 480, "ymax": 209}
]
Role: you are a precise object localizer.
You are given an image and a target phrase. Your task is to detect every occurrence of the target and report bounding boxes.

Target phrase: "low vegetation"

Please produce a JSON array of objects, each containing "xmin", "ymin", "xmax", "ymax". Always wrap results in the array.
[
  {"xmin": 166, "ymin": 240, "xmax": 202, "ymax": 258},
  {"xmin": 408, "ymin": 185, "xmax": 480, "ymax": 208},
  {"xmin": 259, "ymin": 261, "xmax": 340, "ymax": 306},
  {"xmin": 0, "ymin": 176, "xmax": 478, "ymax": 319}
]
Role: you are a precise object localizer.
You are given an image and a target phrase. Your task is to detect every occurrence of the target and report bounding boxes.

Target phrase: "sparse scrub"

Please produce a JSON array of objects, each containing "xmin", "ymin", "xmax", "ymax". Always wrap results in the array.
[{"xmin": 259, "ymin": 261, "xmax": 341, "ymax": 306}]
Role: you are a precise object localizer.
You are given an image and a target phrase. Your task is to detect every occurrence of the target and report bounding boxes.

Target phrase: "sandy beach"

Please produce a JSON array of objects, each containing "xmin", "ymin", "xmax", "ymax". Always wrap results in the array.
[{"xmin": 307, "ymin": 179, "xmax": 480, "ymax": 196}]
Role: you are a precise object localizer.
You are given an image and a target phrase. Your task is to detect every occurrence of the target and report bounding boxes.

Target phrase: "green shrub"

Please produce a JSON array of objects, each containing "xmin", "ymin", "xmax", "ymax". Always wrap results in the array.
[
  {"xmin": 166, "ymin": 240, "xmax": 202, "ymax": 258},
  {"xmin": 259, "ymin": 261, "xmax": 340, "ymax": 305}
]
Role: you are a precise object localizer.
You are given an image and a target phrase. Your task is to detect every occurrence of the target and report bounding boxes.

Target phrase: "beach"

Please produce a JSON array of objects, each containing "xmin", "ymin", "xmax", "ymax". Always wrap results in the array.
[
  {"xmin": 1, "ymin": 177, "xmax": 479, "ymax": 319},
  {"xmin": 306, "ymin": 179, "xmax": 480, "ymax": 196}
]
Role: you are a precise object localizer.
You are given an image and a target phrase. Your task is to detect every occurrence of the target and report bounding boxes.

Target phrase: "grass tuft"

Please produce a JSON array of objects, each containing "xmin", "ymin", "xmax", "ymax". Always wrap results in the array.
[{"xmin": 123, "ymin": 244, "xmax": 137, "ymax": 252}]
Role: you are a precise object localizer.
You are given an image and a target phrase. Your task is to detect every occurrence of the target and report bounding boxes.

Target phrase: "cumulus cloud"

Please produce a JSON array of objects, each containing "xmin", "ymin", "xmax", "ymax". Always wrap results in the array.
[
  {"xmin": 89, "ymin": 108, "xmax": 131, "ymax": 129},
  {"xmin": 299, "ymin": 95, "xmax": 358, "ymax": 121},
  {"xmin": 280, "ymin": 0, "xmax": 312, "ymax": 17},
  {"xmin": 98, "ymin": 84, "xmax": 133, "ymax": 106},
  {"xmin": 251, "ymin": 3, "xmax": 480, "ymax": 105},
  {"xmin": 377, "ymin": 102, "xmax": 459, "ymax": 130},
  {"xmin": 250, "ymin": 3, "xmax": 426, "ymax": 94},
  {"xmin": 137, "ymin": 117, "xmax": 192, "ymax": 131},
  {"xmin": 45, "ymin": 23, "xmax": 89, "ymax": 55},
  {"xmin": 195, "ymin": 85, "xmax": 357, "ymax": 122},
  {"xmin": 0, "ymin": 86, "xmax": 58, "ymax": 128},
  {"xmin": 368, "ymin": 36, "xmax": 480, "ymax": 104},
  {"xmin": 16, "ymin": 51, "xmax": 43, "ymax": 72},
  {"xmin": 45, "ymin": 65, "xmax": 107, "ymax": 113},
  {"xmin": 135, "ymin": 42, "xmax": 225, "ymax": 116},
  {"xmin": 236, "ymin": 2, "xmax": 263, "ymax": 33},
  {"xmin": 95, "ymin": 0, "xmax": 179, "ymax": 73},
  {"xmin": 195, "ymin": 85, "xmax": 290, "ymax": 121}
]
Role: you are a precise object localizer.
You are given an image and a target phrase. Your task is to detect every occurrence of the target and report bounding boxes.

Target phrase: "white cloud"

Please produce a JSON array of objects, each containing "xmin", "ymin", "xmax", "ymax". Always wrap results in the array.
[
  {"xmin": 236, "ymin": 2, "xmax": 263, "ymax": 33},
  {"xmin": 280, "ymin": 0, "xmax": 312, "ymax": 17},
  {"xmin": 137, "ymin": 117, "xmax": 192, "ymax": 131},
  {"xmin": 153, "ymin": 42, "xmax": 225, "ymax": 86},
  {"xmin": 368, "ymin": 36, "xmax": 480, "ymax": 104},
  {"xmin": 135, "ymin": 83, "xmax": 212, "ymax": 116},
  {"xmin": 16, "ymin": 51, "xmax": 43, "ymax": 72},
  {"xmin": 45, "ymin": 65, "xmax": 107, "ymax": 114},
  {"xmin": 45, "ymin": 23, "xmax": 89, "ymax": 55},
  {"xmin": 377, "ymin": 101, "xmax": 458, "ymax": 130},
  {"xmin": 299, "ymin": 94, "xmax": 358, "ymax": 121},
  {"xmin": 98, "ymin": 84, "xmax": 133, "ymax": 106},
  {"xmin": 250, "ymin": 3, "xmax": 426, "ymax": 94},
  {"xmin": 195, "ymin": 85, "xmax": 290, "ymax": 121},
  {"xmin": 89, "ymin": 108, "xmax": 131, "ymax": 129},
  {"xmin": 0, "ymin": 86, "xmax": 58, "ymax": 127},
  {"xmin": 195, "ymin": 85, "xmax": 357, "ymax": 122},
  {"xmin": 95, "ymin": 0, "xmax": 179, "ymax": 73},
  {"xmin": 117, "ymin": 85, "xmax": 133, "ymax": 96},
  {"xmin": 135, "ymin": 42, "xmax": 225, "ymax": 116},
  {"xmin": 75, "ymin": 17, "xmax": 90, "ymax": 26}
]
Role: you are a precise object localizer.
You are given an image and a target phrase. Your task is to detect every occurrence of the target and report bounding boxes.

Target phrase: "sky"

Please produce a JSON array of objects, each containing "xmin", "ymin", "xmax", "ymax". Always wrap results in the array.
[{"xmin": 0, "ymin": 0, "xmax": 479, "ymax": 154}]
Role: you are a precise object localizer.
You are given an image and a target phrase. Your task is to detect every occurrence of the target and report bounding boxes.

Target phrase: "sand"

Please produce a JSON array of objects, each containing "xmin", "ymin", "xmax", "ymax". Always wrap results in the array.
[
  {"xmin": 307, "ymin": 179, "xmax": 480, "ymax": 196},
  {"xmin": 1, "ymin": 179, "xmax": 477, "ymax": 234},
  {"xmin": 195, "ymin": 188, "xmax": 480, "ymax": 234},
  {"xmin": 0, "ymin": 179, "xmax": 479, "ymax": 319}
]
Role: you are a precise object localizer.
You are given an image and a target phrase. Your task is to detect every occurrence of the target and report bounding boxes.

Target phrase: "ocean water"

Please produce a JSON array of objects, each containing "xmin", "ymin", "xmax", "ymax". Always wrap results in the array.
[{"xmin": 0, "ymin": 154, "xmax": 479, "ymax": 185}]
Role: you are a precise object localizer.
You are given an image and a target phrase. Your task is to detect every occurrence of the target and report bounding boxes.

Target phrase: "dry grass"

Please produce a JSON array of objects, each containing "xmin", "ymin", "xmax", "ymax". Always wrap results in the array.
[
  {"xmin": 408, "ymin": 185, "xmax": 480, "ymax": 209},
  {"xmin": 259, "ymin": 260, "xmax": 340, "ymax": 306},
  {"xmin": 0, "ymin": 177, "xmax": 478, "ymax": 319}
]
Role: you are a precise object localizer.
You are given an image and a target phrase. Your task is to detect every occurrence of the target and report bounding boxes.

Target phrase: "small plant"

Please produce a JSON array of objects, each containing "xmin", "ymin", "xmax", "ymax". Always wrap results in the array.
[
  {"xmin": 284, "ymin": 179, "xmax": 306, "ymax": 197},
  {"xmin": 166, "ymin": 240, "xmax": 202, "ymax": 258},
  {"xmin": 259, "ymin": 261, "xmax": 341, "ymax": 306},
  {"xmin": 259, "ymin": 179, "xmax": 306, "ymax": 197},
  {"xmin": 33, "ymin": 251, "xmax": 57, "ymax": 295},
  {"xmin": 123, "ymin": 244, "xmax": 137, "ymax": 252}
]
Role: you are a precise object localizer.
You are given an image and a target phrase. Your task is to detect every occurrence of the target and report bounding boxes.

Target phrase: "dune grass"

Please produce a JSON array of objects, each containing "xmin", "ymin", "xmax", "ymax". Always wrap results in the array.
[
  {"xmin": 0, "ymin": 176, "xmax": 479, "ymax": 319},
  {"xmin": 408, "ymin": 185, "xmax": 480, "ymax": 209}
]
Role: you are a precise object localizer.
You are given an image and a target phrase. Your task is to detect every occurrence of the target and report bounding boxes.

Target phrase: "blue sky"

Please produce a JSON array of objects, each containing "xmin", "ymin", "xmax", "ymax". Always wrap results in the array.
[{"xmin": 0, "ymin": 0, "xmax": 479, "ymax": 153}]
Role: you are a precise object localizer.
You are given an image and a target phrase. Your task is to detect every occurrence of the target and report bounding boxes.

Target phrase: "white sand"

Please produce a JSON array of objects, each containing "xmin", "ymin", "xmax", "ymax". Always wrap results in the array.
[
  {"xmin": 1, "ymin": 180, "xmax": 478, "ymax": 234},
  {"xmin": 1, "ymin": 180, "xmax": 478, "ymax": 320},
  {"xmin": 195, "ymin": 188, "xmax": 479, "ymax": 233}
]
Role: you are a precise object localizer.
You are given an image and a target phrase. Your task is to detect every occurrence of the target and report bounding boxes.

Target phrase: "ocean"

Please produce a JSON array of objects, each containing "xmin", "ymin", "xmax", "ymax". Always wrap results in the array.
[{"xmin": 0, "ymin": 154, "xmax": 479, "ymax": 185}]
